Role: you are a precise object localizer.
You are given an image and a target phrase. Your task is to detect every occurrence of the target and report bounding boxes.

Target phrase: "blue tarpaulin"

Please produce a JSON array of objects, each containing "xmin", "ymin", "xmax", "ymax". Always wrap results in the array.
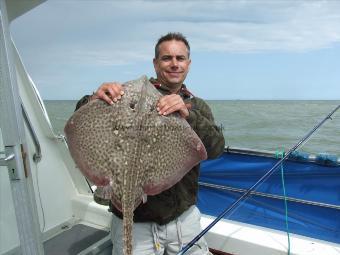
[{"xmin": 197, "ymin": 152, "xmax": 340, "ymax": 244}]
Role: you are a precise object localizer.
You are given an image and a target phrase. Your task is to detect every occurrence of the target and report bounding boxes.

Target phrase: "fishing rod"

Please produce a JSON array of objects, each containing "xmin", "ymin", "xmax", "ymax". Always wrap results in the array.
[{"xmin": 178, "ymin": 104, "xmax": 340, "ymax": 255}]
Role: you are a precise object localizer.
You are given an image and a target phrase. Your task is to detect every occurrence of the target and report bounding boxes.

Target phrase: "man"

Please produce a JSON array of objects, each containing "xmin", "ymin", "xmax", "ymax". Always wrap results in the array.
[{"xmin": 75, "ymin": 32, "xmax": 225, "ymax": 255}]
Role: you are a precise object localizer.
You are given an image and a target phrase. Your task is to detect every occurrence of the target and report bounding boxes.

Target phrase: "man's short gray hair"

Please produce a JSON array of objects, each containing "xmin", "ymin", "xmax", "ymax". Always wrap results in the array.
[{"xmin": 154, "ymin": 32, "xmax": 190, "ymax": 59}]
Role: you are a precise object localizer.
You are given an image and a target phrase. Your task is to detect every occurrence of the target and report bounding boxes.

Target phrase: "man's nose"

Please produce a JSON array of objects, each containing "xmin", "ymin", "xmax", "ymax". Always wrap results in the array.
[{"xmin": 170, "ymin": 58, "xmax": 179, "ymax": 68}]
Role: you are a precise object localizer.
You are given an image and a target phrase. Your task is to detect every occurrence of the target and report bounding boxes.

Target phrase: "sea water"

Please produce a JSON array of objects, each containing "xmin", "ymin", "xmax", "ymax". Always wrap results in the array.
[{"xmin": 44, "ymin": 100, "xmax": 340, "ymax": 155}]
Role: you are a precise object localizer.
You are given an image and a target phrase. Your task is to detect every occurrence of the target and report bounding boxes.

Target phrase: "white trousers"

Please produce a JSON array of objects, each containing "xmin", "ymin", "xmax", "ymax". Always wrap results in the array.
[{"xmin": 111, "ymin": 205, "xmax": 210, "ymax": 255}]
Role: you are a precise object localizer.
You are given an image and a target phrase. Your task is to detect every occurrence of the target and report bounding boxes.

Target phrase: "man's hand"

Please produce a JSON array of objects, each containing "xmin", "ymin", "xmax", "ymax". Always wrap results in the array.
[
  {"xmin": 91, "ymin": 82, "xmax": 124, "ymax": 105},
  {"xmin": 157, "ymin": 94, "xmax": 189, "ymax": 118}
]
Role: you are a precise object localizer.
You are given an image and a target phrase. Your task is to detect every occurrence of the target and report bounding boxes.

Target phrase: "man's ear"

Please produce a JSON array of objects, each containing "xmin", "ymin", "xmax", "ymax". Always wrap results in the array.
[{"xmin": 153, "ymin": 58, "xmax": 158, "ymax": 71}]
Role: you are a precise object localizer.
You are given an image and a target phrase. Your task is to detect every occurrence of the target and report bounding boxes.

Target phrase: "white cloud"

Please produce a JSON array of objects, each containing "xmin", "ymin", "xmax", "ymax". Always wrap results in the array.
[
  {"xmin": 9, "ymin": 0, "xmax": 340, "ymax": 99},
  {"xmin": 138, "ymin": 1, "xmax": 340, "ymax": 53},
  {"xmin": 11, "ymin": 0, "xmax": 340, "ymax": 67}
]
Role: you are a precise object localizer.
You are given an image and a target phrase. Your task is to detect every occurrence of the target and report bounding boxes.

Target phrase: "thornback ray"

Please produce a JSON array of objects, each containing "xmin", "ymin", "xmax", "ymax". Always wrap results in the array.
[{"xmin": 64, "ymin": 76, "xmax": 207, "ymax": 255}]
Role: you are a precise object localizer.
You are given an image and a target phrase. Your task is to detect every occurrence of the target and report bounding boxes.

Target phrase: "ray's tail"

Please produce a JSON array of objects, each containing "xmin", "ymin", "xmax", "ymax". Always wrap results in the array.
[
  {"xmin": 121, "ymin": 157, "xmax": 137, "ymax": 255},
  {"xmin": 122, "ymin": 192, "xmax": 134, "ymax": 255}
]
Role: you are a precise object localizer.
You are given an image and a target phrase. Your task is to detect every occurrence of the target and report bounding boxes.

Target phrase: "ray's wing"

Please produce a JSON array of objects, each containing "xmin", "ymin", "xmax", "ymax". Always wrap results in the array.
[
  {"xmin": 65, "ymin": 99, "xmax": 122, "ymax": 186},
  {"xmin": 64, "ymin": 77, "xmax": 144, "ymax": 198},
  {"xmin": 140, "ymin": 110, "xmax": 207, "ymax": 196}
]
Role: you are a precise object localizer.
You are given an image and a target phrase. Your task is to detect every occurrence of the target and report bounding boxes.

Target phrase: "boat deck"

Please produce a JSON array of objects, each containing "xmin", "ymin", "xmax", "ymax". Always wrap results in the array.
[{"xmin": 44, "ymin": 224, "xmax": 111, "ymax": 255}]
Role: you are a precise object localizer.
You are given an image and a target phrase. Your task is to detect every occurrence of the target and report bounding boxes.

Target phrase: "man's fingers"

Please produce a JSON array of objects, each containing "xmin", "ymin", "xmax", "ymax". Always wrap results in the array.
[
  {"xmin": 161, "ymin": 103, "xmax": 189, "ymax": 118},
  {"xmin": 113, "ymin": 85, "xmax": 124, "ymax": 99},
  {"xmin": 160, "ymin": 102, "xmax": 181, "ymax": 115},
  {"xmin": 94, "ymin": 82, "xmax": 124, "ymax": 104},
  {"xmin": 157, "ymin": 95, "xmax": 180, "ymax": 111},
  {"xmin": 157, "ymin": 95, "xmax": 189, "ymax": 118},
  {"xmin": 106, "ymin": 87, "xmax": 116, "ymax": 100},
  {"xmin": 101, "ymin": 93, "xmax": 114, "ymax": 105}
]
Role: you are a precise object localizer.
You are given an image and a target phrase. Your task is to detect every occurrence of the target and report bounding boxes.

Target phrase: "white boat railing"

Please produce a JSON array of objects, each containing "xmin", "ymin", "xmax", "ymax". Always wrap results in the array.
[{"xmin": 225, "ymin": 146, "xmax": 340, "ymax": 165}]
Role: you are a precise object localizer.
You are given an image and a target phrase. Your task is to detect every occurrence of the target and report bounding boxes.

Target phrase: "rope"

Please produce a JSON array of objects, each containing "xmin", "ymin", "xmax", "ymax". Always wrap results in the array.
[{"xmin": 276, "ymin": 149, "xmax": 291, "ymax": 255}]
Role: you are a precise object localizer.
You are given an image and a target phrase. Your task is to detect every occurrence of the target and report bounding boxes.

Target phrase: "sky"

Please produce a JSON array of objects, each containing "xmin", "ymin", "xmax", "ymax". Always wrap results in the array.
[{"xmin": 9, "ymin": 0, "xmax": 340, "ymax": 100}]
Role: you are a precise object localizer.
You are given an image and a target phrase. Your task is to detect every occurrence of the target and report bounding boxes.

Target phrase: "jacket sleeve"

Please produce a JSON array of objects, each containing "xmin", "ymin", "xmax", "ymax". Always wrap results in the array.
[
  {"xmin": 75, "ymin": 95, "xmax": 91, "ymax": 111},
  {"xmin": 185, "ymin": 97, "xmax": 225, "ymax": 159}
]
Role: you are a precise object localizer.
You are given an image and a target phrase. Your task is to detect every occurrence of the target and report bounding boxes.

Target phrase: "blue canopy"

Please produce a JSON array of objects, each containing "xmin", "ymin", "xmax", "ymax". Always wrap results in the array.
[{"xmin": 198, "ymin": 152, "xmax": 340, "ymax": 244}]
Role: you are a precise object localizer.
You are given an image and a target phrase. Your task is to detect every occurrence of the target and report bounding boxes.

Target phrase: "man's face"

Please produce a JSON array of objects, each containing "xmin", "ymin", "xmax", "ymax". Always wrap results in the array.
[{"xmin": 153, "ymin": 40, "xmax": 191, "ymax": 91}]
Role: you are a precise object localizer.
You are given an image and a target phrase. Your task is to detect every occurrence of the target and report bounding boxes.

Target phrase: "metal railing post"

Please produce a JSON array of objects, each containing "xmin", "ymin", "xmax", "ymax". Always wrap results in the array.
[{"xmin": 0, "ymin": 0, "xmax": 44, "ymax": 254}]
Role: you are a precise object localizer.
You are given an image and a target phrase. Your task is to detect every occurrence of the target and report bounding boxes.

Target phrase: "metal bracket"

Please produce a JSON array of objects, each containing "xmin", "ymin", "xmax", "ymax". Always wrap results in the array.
[
  {"xmin": 0, "ymin": 147, "xmax": 19, "ymax": 180},
  {"xmin": 0, "ymin": 151, "xmax": 14, "ymax": 166},
  {"xmin": 22, "ymin": 104, "xmax": 42, "ymax": 163}
]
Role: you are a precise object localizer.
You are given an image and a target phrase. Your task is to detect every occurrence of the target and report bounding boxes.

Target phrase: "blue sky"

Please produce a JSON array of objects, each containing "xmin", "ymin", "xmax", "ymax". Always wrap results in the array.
[{"xmin": 10, "ymin": 0, "xmax": 340, "ymax": 100}]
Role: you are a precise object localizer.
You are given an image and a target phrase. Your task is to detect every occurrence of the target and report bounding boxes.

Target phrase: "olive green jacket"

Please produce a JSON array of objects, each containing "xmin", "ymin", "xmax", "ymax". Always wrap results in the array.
[{"xmin": 75, "ymin": 78, "xmax": 225, "ymax": 225}]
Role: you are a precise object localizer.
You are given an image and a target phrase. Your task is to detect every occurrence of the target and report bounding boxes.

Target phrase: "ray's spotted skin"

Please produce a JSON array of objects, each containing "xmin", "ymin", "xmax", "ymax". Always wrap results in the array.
[{"xmin": 64, "ymin": 76, "xmax": 207, "ymax": 255}]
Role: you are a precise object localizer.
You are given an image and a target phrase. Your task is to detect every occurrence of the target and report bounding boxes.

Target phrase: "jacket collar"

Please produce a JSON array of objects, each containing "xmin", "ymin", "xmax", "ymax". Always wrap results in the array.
[{"xmin": 149, "ymin": 77, "xmax": 193, "ymax": 99}]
